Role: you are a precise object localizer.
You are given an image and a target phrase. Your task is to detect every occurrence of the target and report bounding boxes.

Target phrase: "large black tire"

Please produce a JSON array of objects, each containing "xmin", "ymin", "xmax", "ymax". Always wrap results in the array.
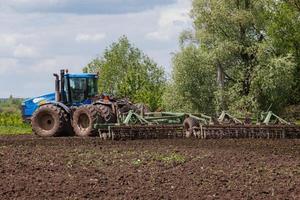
[
  {"xmin": 96, "ymin": 105, "xmax": 117, "ymax": 123},
  {"xmin": 72, "ymin": 105, "xmax": 100, "ymax": 137},
  {"xmin": 64, "ymin": 121, "xmax": 75, "ymax": 136},
  {"xmin": 183, "ymin": 117, "xmax": 199, "ymax": 138},
  {"xmin": 31, "ymin": 104, "xmax": 68, "ymax": 137}
]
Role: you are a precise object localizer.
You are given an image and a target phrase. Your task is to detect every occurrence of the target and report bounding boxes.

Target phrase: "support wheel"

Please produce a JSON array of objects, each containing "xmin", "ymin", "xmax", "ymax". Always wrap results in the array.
[
  {"xmin": 31, "ymin": 104, "xmax": 68, "ymax": 137},
  {"xmin": 72, "ymin": 105, "xmax": 100, "ymax": 137},
  {"xmin": 183, "ymin": 117, "xmax": 199, "ymax": 138}
]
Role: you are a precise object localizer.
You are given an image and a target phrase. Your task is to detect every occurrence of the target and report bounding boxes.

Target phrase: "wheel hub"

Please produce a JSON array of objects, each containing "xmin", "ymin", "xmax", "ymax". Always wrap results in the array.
[
  {"xmin": 78, "ymin": 113, "xmax": 90, "ymax": 130},
  {"xmin": 38, "ymin": 114, "xmax": 55, "ymax": 131}
]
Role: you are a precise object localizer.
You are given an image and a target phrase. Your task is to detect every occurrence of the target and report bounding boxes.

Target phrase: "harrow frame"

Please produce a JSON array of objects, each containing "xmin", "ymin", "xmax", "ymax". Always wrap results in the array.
[{"xmin": 93, "ymin": 110, "xmax": 300, "ymax": 140}]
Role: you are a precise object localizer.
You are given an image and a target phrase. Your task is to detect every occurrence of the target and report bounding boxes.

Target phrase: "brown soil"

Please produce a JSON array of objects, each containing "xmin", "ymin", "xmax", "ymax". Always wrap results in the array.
[{"xmin": 0, "ymin": 135, "xmax": 299, "ymax": 200}]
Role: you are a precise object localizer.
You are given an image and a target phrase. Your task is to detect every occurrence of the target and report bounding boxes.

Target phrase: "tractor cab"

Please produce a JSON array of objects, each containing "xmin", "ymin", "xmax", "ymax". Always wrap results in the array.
[
  {"xmin": 62, "ymin": 72, "xmax": 98, "ymax": 105},
  {"xmin": 53, "ymin": 69, "xmax": 98, "ymax": 106}
]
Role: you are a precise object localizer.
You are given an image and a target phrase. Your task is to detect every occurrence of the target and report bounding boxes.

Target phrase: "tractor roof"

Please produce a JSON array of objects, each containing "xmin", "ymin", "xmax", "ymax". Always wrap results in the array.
[{"xmin": 64, "ymin": 73, "xmax": 97, "ymax": 78}]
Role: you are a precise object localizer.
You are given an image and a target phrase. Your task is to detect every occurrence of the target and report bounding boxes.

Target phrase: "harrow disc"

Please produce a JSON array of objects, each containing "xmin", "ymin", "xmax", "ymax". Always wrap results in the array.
[
  {"xmin": 98, "ymin": 125, "xmax": 183, "ymax": 140},
  {"xmin": 193, "ymin": 125, "xmax": 300, "ymax": 139},
  {"xmin": 97, "ymin": 124, "xmax": 300, "ymax": 140}
]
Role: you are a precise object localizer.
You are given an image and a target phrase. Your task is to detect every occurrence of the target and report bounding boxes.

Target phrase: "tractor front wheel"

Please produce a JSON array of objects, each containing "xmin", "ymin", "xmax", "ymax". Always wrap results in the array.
[{"xmin": 31, "ymin": 104, "xmax": 68, "ymax": 137}]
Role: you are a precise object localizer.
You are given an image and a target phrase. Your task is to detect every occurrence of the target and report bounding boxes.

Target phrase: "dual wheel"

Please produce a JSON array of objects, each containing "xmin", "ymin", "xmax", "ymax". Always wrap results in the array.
[{"xmin": 31, "ymin": 104, "xmax": 116, "ymax": 137}]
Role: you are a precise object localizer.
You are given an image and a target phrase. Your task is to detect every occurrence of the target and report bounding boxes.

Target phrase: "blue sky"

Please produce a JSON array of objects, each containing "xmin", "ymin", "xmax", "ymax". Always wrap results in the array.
[{"xmin": 0, "ymin": 0, "xmax": 192, "ymax": 98}]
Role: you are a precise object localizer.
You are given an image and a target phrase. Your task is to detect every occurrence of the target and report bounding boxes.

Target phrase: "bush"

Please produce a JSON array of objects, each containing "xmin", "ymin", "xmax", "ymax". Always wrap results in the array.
[
  {"xmin": 0, "ymin": 113, "xmax": 24, "ymax": 126},
  {"xmin": 0, "ymin": 112, "xmax": 31, "ymax": 134}
]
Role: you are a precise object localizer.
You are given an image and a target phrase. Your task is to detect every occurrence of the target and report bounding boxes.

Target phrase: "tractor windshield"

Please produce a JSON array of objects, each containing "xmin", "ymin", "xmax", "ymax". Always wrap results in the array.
[{"xmin": 66, "ymin": 77, "xmax": 98, "ymax": 104}]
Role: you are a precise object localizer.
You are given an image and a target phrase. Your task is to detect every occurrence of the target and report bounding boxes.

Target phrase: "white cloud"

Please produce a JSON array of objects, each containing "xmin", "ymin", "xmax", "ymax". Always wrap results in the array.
[
  {"xmin": 146, "ymin": 31, "xmax": 171, "ymax": 41},
  {"xmin": 29, "ymin": 55, "xmax": 87, "ymax": 73},
  {"xmin": 30, "ymin": 58, "xmax": 57, "ymax": 73},
  {"xmin": 13, "ymin": 44, "xmax": 38, "ymax": 58},
  {"xmin": 146, "ymin": 0, "xmax": 192, "ymax": 41},
  {"xmin": 0, "ymin": 33, "xmax": 40, "ymax": 59},
  {"xmin": 0, "ymin": 58, "xmax": 18, "ymax": 76},
  {"xmin": 0, "ymin": 34, "xmax": 17, "ymax": 47},
  {"xmin": 75, "ymin": 33, "xmax": 106, "ymax": 43}
]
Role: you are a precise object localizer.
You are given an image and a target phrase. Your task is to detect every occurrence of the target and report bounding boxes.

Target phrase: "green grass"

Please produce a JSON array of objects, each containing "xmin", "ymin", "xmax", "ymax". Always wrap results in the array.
[
  {"xmin": 0, "ymin": 125, "xmax": 31, "ymax": 135},
  {"xmin": 153, "ymin": 152, "xmax": 186, "ymax": 164},
  {"xmin": 131, "ymin": 152, "xmax": 186, "ymax": 167},
  {"xmin": 132, "ymin": 158, "xmax": 143, "ymax": 166}
]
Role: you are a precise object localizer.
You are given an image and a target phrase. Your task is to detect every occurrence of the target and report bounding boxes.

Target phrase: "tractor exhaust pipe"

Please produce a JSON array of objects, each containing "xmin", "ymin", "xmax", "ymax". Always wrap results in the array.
[
  {"xmin": 53, "ymin": 73, "xmax": 61, "ymax": 102},
  {"xmin": 60, "ymin": 69, "xmax": 65, "ymax": 103}
]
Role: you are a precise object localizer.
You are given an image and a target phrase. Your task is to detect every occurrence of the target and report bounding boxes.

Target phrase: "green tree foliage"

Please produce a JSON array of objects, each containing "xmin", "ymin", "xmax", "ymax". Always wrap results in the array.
[
  {"xmin": 266, "ymin": 0, "xmax": 300, "ymax": 103},
  {"xmin": 83, "ymin": 36, "xmax": 166, "ymax": 111},
  {"xmin": 163, "ymin": 46, "xmax": 216, "ymax": 114},
  {"xmin": 162, "ymin": 81, "xmax": 194, "ymax": 113},
  {"xmin": 167, "ymin": 0, "xmax": 298, "ymax": 115},
  {"xmin": 0, "ymin": 96, "xmax": 23, "ymax": 113}
]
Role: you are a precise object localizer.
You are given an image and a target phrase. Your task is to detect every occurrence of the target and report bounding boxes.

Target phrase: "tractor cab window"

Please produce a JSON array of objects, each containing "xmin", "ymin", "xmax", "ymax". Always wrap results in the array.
[
  {"xmin": 64, "ymin": 77, "xmax": 98, "ymax": 104},
  {"xmin": 88, "ymin": 78, "xmax": 98, "ymax": 97},
  {"xmin": 69, "ymin": 78, "xmax": 87, "ymax": 103}
]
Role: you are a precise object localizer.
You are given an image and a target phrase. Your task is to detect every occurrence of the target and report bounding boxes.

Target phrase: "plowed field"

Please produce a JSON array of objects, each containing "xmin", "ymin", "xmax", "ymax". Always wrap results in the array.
[{"xmin": 0, "ymin": 135, "xmax": 299, "ymax": 199}]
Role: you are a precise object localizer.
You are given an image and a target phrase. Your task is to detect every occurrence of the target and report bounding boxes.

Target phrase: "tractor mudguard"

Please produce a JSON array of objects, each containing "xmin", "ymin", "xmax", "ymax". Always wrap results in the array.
[{"xmin": 41, "ymin": 102, "xmax": 72, "ymax": 115}]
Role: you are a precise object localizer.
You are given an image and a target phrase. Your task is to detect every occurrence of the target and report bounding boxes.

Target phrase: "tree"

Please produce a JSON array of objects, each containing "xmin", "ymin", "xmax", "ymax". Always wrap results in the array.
[
  {"xmin": 167, "ymin": 45, "xmax": 216, "ymax": 114},
  {"xmin": 167, "ymin": 0, "xmax": 297, "ymax": 115},
  {"xmin": 83, "ymin": 36, "xmax": 166, "ymax": 111},
  {"xmin": 193, "ymin": 0, "xmax": 270, "ymax": 114},
  {"xmin": 162, "ymin": 81, "xmax": 194, "ymax": 113},
  {"xmin": 266, "ymin": 0, "xmax": 300, "ymax": 104}
]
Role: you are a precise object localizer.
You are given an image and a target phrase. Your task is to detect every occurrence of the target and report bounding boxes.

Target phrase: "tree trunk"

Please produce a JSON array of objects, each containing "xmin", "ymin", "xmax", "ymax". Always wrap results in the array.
[
  {"xmin": 217, "ymin": 63, "xmax": 225, "ymax": 89},
  {"xmin": 217, "ymin": 62, "xmax": 225, "ymax": 110}
]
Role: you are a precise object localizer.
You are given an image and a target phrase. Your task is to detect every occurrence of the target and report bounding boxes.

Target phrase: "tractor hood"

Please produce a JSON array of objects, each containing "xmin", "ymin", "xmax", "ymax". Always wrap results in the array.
[{"xmin": 21, "ymin": 93, "xmax": 56, "ymax": 120}]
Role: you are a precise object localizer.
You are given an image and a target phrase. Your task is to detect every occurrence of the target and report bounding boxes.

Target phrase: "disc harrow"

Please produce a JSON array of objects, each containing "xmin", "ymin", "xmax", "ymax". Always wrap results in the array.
[
  {"xmin": 94, "ymin": 110, "xmax": 300, "ymax": 140},
  {"xmin": 98, "ymin": 125, "xmax": 183, "ymax": 140},
  {"xmin": 193, "ymin": 125, "xmax": 300, "ymax": 139}
]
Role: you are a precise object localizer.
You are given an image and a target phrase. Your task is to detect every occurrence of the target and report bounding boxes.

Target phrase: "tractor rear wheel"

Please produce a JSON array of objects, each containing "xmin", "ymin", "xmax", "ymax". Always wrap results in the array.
[
  {"xmin": 183, "ymin": 117, "xmax": 199, "ymax": 138},
  {"xmin": 97, "ymin": 105, "xmax": 117, "ymax": 123},
  {"xmin": 31, "ymin": 104, "xmax": 68, "ymax": 137},
  {"xmin": 72, "ymin": 105, "xmax": 100, "ymax": 137}
]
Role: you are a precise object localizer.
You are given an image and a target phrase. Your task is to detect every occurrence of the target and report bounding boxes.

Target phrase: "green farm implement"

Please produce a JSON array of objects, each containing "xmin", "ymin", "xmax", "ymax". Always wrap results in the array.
[{"xmin": 94, "ymin": 110, "xmax": 300, "ymax": 140}]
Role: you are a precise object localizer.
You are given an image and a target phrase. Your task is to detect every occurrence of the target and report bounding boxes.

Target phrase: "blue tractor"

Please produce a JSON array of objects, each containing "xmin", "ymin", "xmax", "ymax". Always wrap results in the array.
[{"xmin": 22, "ymin": 69, "xmax": 128, "ymax": 137}]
